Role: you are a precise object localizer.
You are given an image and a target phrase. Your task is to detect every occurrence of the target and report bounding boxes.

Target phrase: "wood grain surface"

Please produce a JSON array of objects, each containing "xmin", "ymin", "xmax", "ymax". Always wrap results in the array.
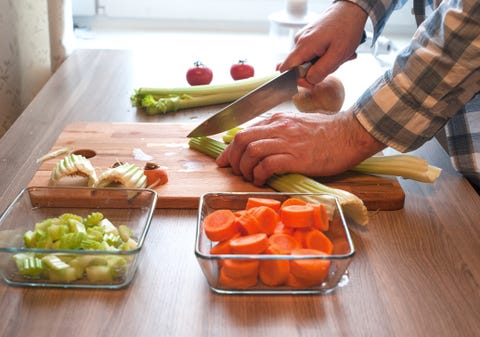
[
  {"xmin": 29, "ymin": 121, "xmax": 405, "ymax": 210},
  {"xmin": 0, "ymin": 49, "xmax": 478, "ymax": 337}
]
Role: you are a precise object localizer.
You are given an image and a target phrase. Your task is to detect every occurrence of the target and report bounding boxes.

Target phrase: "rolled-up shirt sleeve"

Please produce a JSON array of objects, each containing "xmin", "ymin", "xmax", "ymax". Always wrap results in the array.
[
  {"xmin": 339, "ymin": 0, "xmax": 403, "ymax": 41},
  {"xmin": 352, "ymin": 0, "xmax": 480, "ymax": 152}
]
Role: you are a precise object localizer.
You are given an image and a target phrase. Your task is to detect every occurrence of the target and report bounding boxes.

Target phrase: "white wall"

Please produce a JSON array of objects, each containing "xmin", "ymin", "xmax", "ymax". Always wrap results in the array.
[
  {"xmin": 73, "ymin": 0, "xmax": 417, "ymax": 37},
  {"xmin": 72, "ymin": 0, "xmax": 95, "ymax": 16}
]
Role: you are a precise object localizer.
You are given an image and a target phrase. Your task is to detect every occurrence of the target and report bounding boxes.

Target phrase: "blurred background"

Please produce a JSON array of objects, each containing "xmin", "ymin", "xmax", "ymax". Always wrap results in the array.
[{"xmin": 0, "ymin": 0, "xmax": 415, "ymax": 138}]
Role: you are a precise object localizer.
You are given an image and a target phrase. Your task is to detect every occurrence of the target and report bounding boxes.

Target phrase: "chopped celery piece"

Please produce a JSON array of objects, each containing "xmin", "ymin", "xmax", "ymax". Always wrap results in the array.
[
  {"xmin": 14, "ymin": 212, "xmax": 139, "ymax": 284},
  {"xmin": 86, "ymin": 265, "xmax": 113, "ymax": 283},
  {"xmin": 48, "ymin": 266, "xmax": 78, "ymax": 282},
  {"xmin": 103, "ymin": 233, "xmax": 121, "ymax": 247},
  {"xmin": 222, "ymin": 127, "xmax": 243, "ymax": 144},
  {"xmin": 35, "ymin": 230, "xmax": 53, "ymax": 249},
  {"xmin": 68, "ymin": 219, "xmax": 86, "ymax": 233},
  {"xmin": 80, "ymin": 238, "xmax": 104, "ymax": 250},
  {"xmin": 60, "ymin": 213, "xmax": 83, "ymax": 224},
  {"xmin": 14, "ymin": 254, "xmax": 44, "ymax": 278},
  {"xmin": 67, "ymin": 258, "xmax": 87, "ymax": 279},
  {"xmin": 47, "ymin": 224, "xmax": 69, "ymax": 241},
  {"xmin": 119, "ymin": 224, "xmax": 133, "ymax": 242},
  {"xmin": 107, "ymin": 256, "xmax": 128, "ymax": 278},
  {"xmin": 99, "ymin": 218, "xmax": 119, "ymax": 236},
  {"xmin": 120, "ymin": 238, "xmax": 138, "ymax": 250},
  {"xmin": 88, "ymin": 256, "xmax": 109, "ymax": 266},
  {"xmin": 83, "ymin": 212, "xmax": 104, "ymax": 227},
  {"xmin": 59, "ymin": 232, "xmax": 87, "ymax": 250},
  {"xmin": 23, "ymin": 230, "xmax": 36, "ymax": 248},
  {"xmin": 13, "ymin": 253, "xmax": 31, "ymax": 270},
  {"xmin": 87, "ymin": 227, "xmax": 104, "ymax": 241},
  {"xmin": 42, "ymin": 255, "xmax": 70, "ymax": 271}
]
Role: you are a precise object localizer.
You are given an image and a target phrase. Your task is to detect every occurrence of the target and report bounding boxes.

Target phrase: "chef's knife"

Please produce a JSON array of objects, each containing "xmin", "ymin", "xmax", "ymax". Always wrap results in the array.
[
  {"xmin": 186, "ymin": 61, "xmax": 313, "ymax": 138},
  {"xmin": 187, "ymin": 33, "xmax": 367, "ymax": 138}
]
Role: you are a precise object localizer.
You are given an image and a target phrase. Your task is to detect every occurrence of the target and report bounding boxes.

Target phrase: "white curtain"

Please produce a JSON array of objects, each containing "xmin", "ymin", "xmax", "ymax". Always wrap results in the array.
[{"xmin": 0, "ymin": 0, "xmax": 74, "ymax": 138}]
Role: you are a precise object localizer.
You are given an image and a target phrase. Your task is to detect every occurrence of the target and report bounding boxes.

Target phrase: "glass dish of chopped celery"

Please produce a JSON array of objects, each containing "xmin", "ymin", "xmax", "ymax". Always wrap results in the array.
[{"xmin": 0, "ymin": 186, "xmax": 157, "ymax": 289}]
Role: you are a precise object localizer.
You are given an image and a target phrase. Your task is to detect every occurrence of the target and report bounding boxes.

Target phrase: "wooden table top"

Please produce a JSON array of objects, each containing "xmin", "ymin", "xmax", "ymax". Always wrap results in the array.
[{"xmin": 0, "ymin": 49, "xmax": 479, "ymax": 337}]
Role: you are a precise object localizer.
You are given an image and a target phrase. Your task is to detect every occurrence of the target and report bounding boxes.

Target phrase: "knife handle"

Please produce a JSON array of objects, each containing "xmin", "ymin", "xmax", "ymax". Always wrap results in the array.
[
  {"xmin": 296, "ymin": 30, "xmax": 367, "ymax": 78},
  {"xmin": 297, "ymin": 57, "xmax": 319, "ymax": 78}
]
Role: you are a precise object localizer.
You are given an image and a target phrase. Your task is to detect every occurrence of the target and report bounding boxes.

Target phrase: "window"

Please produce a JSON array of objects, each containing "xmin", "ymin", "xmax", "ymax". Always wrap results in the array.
[{"xmin": 74, "ymin": 0, "xmax": 416, "ymax": 37}]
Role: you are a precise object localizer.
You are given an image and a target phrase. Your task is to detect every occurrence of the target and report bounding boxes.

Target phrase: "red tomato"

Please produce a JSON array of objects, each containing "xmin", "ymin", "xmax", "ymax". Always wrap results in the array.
[
  {"xmin": 186, "ymin": 61, "xmax": 213, "ymax": 86},
  {"xmin": 230, "ymin": 60, "xmax": 255, "ymax": 80}
]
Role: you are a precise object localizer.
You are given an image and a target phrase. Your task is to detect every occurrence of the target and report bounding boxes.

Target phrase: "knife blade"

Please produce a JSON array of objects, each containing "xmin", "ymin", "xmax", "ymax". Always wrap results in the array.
[
  {"xmin": 187, "ymin": 65, "xmax": 306, "ymax": 138},
  {"xmin": 187, "ymin": 32, "xmax": 367, "ymax": 138}
]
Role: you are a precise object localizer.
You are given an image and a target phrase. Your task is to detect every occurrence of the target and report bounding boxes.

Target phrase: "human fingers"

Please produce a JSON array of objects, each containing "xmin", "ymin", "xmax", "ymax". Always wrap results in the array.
[
  {"xmin": 279, "ymin": 2, "xmax": 367, "ymax": 85},
  {"xmin": 216, "ymin": 143, "xmax": 233, "ymax": 167},
  {"xmin": 297, "ymin": 78, "xmax": 314, "ymax": 89},
  {"xmin": 251, "ymin": 153, "xmax": 302, "ymax": 186},
  {"xmin": 215, "ymin": 125, "xmax": 275, "ymax": 175},
  {"xmin": 216, "ymin": 112, "xmax": 293, "ymax": 173},
  {"xmin": 278, "ymin": 30, "xmax": 327, "ymax": 74},
  {"xmin": 237, "ymin": 138, "xmax": 292, "ymax": 182}
]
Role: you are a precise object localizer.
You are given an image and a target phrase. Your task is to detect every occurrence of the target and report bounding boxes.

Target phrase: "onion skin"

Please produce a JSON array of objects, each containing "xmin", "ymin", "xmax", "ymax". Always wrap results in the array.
[{"xmin": 293, "ymin": 75, "xmax": 345, "ymax": 114}]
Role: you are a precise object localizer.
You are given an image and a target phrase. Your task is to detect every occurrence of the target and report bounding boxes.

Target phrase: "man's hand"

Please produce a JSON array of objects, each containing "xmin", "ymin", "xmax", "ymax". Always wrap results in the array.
[
  {"xmin": 279, "ymin": 1, "xmax": 368, "ymax": 86},
  {"xmin": 216, "ymin": 110, "xmax": 385, "ymax": 186}
]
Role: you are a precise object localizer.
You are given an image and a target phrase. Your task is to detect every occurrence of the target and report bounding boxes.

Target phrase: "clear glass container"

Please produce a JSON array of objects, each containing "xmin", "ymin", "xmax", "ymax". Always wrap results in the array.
[
  {"xmin": 0, "ymin": 186, "xmax": 157, "ymax": 289},
  {"xmin": 195, "ymin": 192, "xmax": 355, "ymax": 295}
]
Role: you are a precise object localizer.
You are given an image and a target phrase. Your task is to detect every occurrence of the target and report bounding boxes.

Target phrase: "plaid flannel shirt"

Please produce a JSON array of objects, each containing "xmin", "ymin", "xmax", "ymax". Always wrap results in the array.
[{"xmin": 345, "ymin": 0, "xmax": 480, "ymax": 188}]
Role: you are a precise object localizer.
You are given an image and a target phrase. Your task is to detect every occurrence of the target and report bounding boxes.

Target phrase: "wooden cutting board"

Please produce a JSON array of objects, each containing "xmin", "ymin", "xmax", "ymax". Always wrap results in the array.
[{"xmin": 29, "ymin": 122, "xmax": 405, "ymax": 210}]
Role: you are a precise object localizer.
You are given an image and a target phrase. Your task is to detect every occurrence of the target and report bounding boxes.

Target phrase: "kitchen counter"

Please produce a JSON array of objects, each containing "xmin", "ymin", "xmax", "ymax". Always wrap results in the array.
[{"xmin": 0, "ymin": 49, "xmax": 479, "ymax": 337}]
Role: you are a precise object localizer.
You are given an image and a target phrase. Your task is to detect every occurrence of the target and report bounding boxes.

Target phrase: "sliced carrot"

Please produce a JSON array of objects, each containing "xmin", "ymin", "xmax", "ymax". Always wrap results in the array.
[
  {"xmin": 286, "ymin": 272, "xmax": 320, "ymax": 288},
  {"xmin": 247, "ymin": 206, "xmax": 280, "ymax": 235},
  {"xmin": 144, "ymin": 167, "xmax": 169, "ymax": 187},
  {"xmin": 280, "ymin": 204, "xmax": 315, "ymax": 228},
  {"xmin": 209, "ymin": 232, "xmax": 241, "ymax": 255},
  {"xmin": 246, "ymin": 197, "xmax": 281, "ymax": 213},
  {"xmin": 222, "ymin": 259, "xmax": 259, "ymax": 279},
  {"xmin": 281, "ymin": 197, "xmax": 307, "ymax": 208},
  {"xmin": 330, "ymin": 237, "xmax": 352, "ymax": 255},
  {"xmin": 303, "ymin": 229, "xmax": 334, "ymax": 254},
  {"xmin": 235, "ymin": 210, "xmax": 261, "ymax": 235},
  {"xmin": 210, "ymin": 240, "xmax": 231, "ymax": 255},
  {"xmin": 292, "ymin": 229, "xmax": 309, "ymax": 247},
  {"xmin": 234, "ymin": 210, "xmax": 245, "ymax": 217},
  {"xmin": 230, "ymin": 233, "xmax": 269, "ymax": 254},
  {"xmin": 308, "ymin": 202, "xmax": 329, "ymax": 232},
  {"xmin": 203, "ymin": 209, "xmax": 238, "ymax": 242},
  {"xmin": 290, "ymin": 248, "xmax": 331, "ymax": 284},
  {"xmin": 273, "ymin": 222, "xmax": 294, "ymax": 236},
  {"xmin": 218, "ymin": 267, "xmax": 258, "ymax": 289},
  {"xmin": 259, "ymin": 258, "xmax": 290, "ymax": 286},
  {"xmin": 267, "ymin": 233, "xmax": 301, "ymax": 254}
]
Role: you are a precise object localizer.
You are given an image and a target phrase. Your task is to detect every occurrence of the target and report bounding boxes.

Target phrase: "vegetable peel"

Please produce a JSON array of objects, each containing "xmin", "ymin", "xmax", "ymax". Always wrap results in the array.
[
  {"xmin": 96, "ymin": 162, "xmax": 147, "ymax": 189},
  {"xmin": 49, "ymin": 154, "xmax": 98, "ymax": 187}
]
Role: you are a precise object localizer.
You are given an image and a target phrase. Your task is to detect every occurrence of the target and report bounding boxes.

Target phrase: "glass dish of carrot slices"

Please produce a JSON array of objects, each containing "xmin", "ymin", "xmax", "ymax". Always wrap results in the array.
[{"xmin": 195, "ymin": 192, "xmax": 354, "ymax": 295}]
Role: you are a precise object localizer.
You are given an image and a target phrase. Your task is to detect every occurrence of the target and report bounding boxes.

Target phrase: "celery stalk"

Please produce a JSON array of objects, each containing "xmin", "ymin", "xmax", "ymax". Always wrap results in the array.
[
  {"xmin": 267, "ymin": 173, "xmax": 368, "ymax": 226},
  {"xmin": 188, "ymin": 137, "xmax": 369, "ymax": 225},
  {"xmin": 351, "ymin": 154, "xmax": 441, "ymax": 183},
  {"xmin": 131, "ymin": 73, "xmax": 278, "ymax": 114},
  {"xmin": 188, "ymin": 136, "xmax": 443, "ymax": 225}
]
